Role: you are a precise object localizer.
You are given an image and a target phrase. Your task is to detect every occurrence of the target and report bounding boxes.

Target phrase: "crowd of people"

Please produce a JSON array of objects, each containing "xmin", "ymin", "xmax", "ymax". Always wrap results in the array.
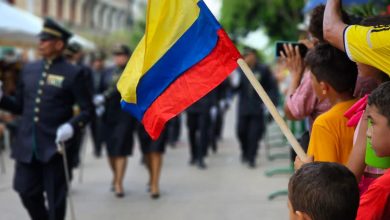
[
  {"xmin": 283, "ymin": 0, "xmax": 390, "ymax": 219},
  {"xmin": 1, "ymin": 0, "xmax": 390, "ymax": 219}
]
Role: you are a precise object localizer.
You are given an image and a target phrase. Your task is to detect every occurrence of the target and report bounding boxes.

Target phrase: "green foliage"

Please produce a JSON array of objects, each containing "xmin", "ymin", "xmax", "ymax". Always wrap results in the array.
[
  {"xmin": 84, "ymin": 29, "xmax": 132, "ymax": 51},
  {"xmin": 220, "ymin": 0, "xmax": 305, "ymax": 41},
  {"xmin": 129, "ymin": 19, "xmax": 146, "ymax": 49},
  {"xmin": 347, "ymin": 2, "xmax": 385, "ymax": 17}
]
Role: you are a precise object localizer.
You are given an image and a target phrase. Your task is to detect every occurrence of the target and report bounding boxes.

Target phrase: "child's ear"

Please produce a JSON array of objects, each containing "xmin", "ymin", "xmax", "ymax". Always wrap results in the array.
[{"xmin": 295, "ymin": 211, "xmax": 312, "ymax": 220}]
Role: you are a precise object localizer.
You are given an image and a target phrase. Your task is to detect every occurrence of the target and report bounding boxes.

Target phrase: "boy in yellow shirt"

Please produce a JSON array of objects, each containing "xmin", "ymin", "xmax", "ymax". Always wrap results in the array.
[{"xmin": 304, "ymin": 43, "xmax": 358, "ymax": 164}]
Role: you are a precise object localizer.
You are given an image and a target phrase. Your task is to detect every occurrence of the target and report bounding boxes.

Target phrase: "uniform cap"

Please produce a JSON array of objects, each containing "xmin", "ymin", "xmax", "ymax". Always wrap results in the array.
[
  {"xmin": 91, "ymin": 51, "xmax": 106, "ymax": 61},
  {"xmin": 38, "ymin": 17, "xmax": 72, "ymax": 42},
  {"xmin": 64, "ymin": 42, "xmax": 82, "ymax": 56},
  {"xmin": 112, "ymin": 44, "xmax": 131, "ymax": 56}
]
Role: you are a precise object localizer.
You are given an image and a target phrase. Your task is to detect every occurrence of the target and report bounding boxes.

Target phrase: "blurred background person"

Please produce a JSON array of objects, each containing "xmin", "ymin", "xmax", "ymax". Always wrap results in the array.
[
  {"xmin": 0, "ymin": 49, "xmax": 22, "ymax": 96},
  {"xmin": 209, "ymin": 79, "xmax": 232, "ymax": 154},
  {"xmin": 90, "ymin": 50, "xmax": 106, "ymax": 158},
  {"xmin": 235, "ymin": 48, "xmax": 278, "ymax": 168},
  {"xmin": 64, "ymin": 42, "xmax": 95, "ymax": 177},
  {"xmin": 94, "ymin": 44, "xmax": 136, "ymax": 198},
  {"xmin": 0, "ymin": 49, "xmax": 22, "ymax": 147},
  {"xmin": 186, "ymin": 90, "xmax": 217, "ymax": 169}
]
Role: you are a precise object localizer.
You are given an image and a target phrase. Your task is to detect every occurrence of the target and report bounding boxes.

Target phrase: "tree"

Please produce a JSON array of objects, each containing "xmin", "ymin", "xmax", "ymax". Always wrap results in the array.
[{"xmin": 220, "ymin": 0, "xmax": 305, "ymax": 41}]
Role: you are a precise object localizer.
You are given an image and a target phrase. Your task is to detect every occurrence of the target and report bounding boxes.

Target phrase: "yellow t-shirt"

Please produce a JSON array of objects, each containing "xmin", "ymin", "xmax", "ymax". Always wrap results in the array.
[
  {"xmin": 344, "ymin": 25, "xmax": 390, "ymax": 76},
  {"xmin": 308, "ymin": 99, "xmax": 357, "ymax": 165}
]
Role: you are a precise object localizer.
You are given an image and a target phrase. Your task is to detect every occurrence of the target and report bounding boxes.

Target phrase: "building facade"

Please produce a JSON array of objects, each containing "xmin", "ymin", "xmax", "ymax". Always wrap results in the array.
[{"xmin": 5, "ymin": 0, "xmax": 146, "ymax": 33}]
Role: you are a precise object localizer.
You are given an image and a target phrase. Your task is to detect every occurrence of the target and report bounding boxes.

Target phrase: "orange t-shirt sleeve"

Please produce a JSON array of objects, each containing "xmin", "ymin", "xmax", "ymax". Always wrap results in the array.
[{"xmin": 308, "ymin": 123, "xmax": 338, "ymax": 162}]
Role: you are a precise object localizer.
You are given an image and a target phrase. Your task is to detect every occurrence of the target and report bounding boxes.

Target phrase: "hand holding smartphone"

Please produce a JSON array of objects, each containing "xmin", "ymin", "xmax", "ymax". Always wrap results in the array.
[{"xmin": 275, "ymin": 41, "xmax": 308, "ymax": 58}]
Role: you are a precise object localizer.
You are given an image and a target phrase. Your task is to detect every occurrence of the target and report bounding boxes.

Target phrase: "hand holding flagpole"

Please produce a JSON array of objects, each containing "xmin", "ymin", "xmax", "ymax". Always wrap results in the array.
[{"xmin": 237, "ymin": 58, "xmax": 307, "ymax": 160}]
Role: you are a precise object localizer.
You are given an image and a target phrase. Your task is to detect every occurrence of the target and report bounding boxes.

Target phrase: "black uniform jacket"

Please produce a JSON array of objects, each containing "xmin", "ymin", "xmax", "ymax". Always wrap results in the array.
[
  {"xmin": 0, "ymin": 56, "xmax": 93, "ymax": 163},
  {"xmin": 237, "ymin": 64, "xmax": 278, "ymax": 116}
]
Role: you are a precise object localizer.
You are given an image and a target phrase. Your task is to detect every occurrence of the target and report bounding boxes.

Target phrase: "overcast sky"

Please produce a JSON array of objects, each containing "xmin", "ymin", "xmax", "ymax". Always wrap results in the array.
[
  {"xmin": 203, "ymin": 0, "xmax": 269, "ymax": 51},
  {"xmin": 204, "ymin": 0, "xmax": 222, "ymax": 19}
]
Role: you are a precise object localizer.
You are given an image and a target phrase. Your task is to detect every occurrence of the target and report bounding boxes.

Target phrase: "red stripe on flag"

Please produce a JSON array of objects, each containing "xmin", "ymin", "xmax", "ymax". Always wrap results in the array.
[{"xmin": 142, "ymin": 29, "xmax": 241, "ymax": 139}]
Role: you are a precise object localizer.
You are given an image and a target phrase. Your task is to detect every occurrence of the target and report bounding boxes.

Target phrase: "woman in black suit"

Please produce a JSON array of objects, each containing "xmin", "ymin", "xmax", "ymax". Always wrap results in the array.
[{"xmin": 94, "ymin": 45, "xmax": 136, "ymax": 197}]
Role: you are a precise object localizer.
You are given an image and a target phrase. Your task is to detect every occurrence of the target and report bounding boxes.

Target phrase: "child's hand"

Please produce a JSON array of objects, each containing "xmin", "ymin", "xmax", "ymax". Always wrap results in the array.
[{"xmin": 294, "ymin": 155, "xmax": 314, "ymax": 170}]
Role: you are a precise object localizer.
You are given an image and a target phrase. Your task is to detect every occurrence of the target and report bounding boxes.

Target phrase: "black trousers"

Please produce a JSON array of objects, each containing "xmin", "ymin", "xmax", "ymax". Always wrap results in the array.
[
  {"xmin": 13, "ymin": 154, "xmax": 67, "ymax": 220},
  {"xmin": 214, "ymin": 108, "xmax": 225, "ymax": 139},
  {"xmin": 90, "ymin": 116, "xmax": 103, "ymax": 156},
  {"xmin": 67, "ymin": 129, "xmax": 85, "ymax": 169},
  {"xmin": 237, "ymin": 114, "xmax": 265, "ymax": 163},
  {"xmin": 167, "ymin": 115, "xmax": 181, "ymax": 144},
  {"xmin": 187, "ymin": 112, "xmax": 210, "ymax": 162},
  {"xmin": 209, "ymin": 108, "xmax": 225, "ymax": 152}
]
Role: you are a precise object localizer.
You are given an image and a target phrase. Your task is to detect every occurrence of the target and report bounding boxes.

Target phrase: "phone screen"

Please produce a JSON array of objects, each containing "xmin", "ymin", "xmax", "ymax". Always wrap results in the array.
[{"xmin": 275, "ymin": 42, "xmax": 308, "ymax": 58}]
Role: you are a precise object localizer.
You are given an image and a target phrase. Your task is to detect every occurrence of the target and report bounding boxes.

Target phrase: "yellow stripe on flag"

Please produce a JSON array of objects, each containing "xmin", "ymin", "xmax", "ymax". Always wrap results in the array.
[{"xmin": 117, "ymin": 0, "xmax": 200, "ymax": 103}]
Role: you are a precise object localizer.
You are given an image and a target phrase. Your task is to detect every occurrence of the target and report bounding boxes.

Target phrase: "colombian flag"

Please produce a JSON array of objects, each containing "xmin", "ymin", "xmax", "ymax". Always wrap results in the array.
[{"xmin": 117, "ymin": 0, "xmax": 241, "ymax": 139}]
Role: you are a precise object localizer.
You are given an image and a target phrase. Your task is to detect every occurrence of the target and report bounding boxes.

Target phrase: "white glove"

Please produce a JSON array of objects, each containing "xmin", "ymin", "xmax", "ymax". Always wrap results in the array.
[
  {"xmin": 93, "ymin": 94, "xmax": 105, "ymax": 106},
  {"xmin": 210, "ymin": 106, "xmax": 218, "ymax": 121},
  {"xmin": 95, "ymin": 105, "xmax": 105, "ymax": 117},
  {"xmin": 219, "ymin": 100, "xmax": 226, "ymax": 110},
  {"xmin": 230, "ymin": 69, "xmax": 241, "ymax": 88},
  {"xmin": 55, "ymin": 123, "xmax": 74, "ymax": 144}
]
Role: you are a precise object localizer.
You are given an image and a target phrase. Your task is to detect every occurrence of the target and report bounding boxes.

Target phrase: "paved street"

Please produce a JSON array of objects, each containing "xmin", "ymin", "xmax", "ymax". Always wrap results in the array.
[{"xmin": 0, "ymin": 104, "xmax": 291, "ymax": 220}]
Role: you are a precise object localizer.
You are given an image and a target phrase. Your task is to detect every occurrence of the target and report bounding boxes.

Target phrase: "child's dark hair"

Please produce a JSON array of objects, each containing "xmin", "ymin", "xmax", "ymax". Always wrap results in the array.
[
  {"xmin": 308, "ymin": 5, "xmax": 350, "ymax": 42},
  {"xmin": 305, "ymin": 43, "xmax": 357, "ymax": 94},
  {"xmin": 289, "ymin": 162, "xmax": 359, "ymax": 220},
  {"xmin": 368, "ymin": 81, "xmax": 390, "ymax": 126}
]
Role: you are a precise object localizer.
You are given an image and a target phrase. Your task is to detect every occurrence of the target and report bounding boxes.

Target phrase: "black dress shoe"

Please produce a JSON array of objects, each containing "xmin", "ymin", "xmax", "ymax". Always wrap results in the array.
[
  {"xmin": 189, "ymin": 158, "xmax": 196, "ymax": 165},
  {"xmin": 150, "ymin": 192, "xmax": 160, "ymax": 199},
  {"xmin": 116, "ymin": 192, "xmax": 125, "ymax": 198},
  {"xmin": 198, "ymin": 161, "xmax": 207, "ymax": 170},
  {"xmin": 114, "ymin": 185, "xmax": 125, "ymax": 198},
  {"xmin": 248, "ymin": 161, "xmax": 256, "ymax": 169}
]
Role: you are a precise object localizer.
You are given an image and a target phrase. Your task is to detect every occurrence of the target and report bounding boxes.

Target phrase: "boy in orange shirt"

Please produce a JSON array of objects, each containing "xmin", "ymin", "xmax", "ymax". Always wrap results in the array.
[{"xmin": 303, "ymin": 43, "xmax": 358, "ymax": 164}]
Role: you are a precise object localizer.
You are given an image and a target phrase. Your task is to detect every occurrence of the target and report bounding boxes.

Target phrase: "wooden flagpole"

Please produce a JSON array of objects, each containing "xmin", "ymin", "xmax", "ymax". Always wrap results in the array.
[{"xmin": 237, "ymin": 58, "xmax": 307, "ymax": 160}]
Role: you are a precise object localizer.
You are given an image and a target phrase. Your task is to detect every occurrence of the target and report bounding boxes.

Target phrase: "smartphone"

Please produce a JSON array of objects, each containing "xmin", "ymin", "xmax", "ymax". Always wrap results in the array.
[{"xmin": 275, "ymin": 41, "xmax": 308, "ymax": 58}]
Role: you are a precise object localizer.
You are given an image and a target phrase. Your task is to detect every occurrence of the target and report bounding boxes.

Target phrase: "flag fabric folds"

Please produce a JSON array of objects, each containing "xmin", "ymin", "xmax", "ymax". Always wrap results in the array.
[{"xmin": 117, "ymin": 0, "xmax": 241, "ymax": 139}]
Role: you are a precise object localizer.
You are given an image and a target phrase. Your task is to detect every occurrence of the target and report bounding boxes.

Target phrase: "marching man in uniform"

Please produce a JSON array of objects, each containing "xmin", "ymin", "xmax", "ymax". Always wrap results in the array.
[{"xmin": 0, "ymin": 18, "xmax": 93, "ymax": 220}]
